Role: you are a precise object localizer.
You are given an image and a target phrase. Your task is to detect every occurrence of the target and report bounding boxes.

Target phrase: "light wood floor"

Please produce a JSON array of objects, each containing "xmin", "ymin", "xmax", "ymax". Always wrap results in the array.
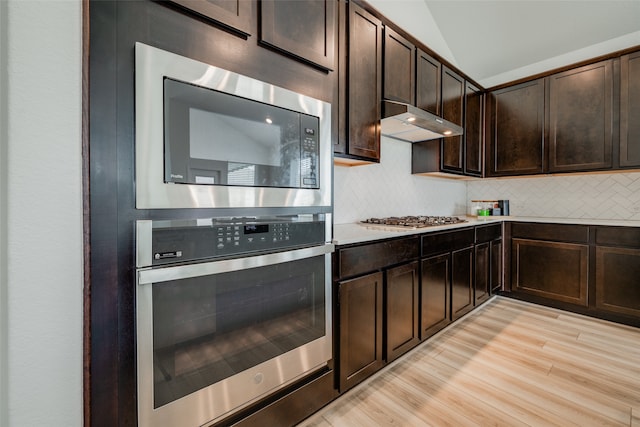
[{"xmin": 300, "ymin": 296, "xmax": 640, "ymax": 427}]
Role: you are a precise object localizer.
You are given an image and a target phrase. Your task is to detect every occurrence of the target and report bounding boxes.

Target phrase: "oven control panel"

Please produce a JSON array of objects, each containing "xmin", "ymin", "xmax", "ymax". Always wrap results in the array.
[{"xmin": 140, "ymin": 215, "xmax": 328, "ymax": 267}]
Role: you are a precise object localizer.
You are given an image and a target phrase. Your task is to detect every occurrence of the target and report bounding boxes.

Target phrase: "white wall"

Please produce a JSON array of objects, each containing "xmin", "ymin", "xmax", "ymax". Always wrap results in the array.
[
  {"xmin": 334, "ymin": 137, "xmax": 467, "ymax": 224},
  {"xmin": 0, "ymin": 1, "xmax": 83, "ymax": 426}
]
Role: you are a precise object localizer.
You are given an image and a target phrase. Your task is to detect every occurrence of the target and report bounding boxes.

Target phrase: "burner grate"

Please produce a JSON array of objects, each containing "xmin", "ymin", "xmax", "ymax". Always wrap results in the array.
[{"xmin": 361, "ymin": 216, "xmax": 467, "ymax": 228}]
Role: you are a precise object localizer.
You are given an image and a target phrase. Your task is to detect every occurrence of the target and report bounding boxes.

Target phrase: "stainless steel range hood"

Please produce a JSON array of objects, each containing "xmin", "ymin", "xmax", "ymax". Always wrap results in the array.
[{"xmin": 381, "ymin": 100, "xmax": 463, "ymax": 142}]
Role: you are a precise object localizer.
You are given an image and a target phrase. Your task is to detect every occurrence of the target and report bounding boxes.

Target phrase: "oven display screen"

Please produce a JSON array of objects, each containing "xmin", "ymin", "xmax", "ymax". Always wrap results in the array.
[{"xmin": 244, "ymin": 224, "xmax": 269, "ymax": 234}]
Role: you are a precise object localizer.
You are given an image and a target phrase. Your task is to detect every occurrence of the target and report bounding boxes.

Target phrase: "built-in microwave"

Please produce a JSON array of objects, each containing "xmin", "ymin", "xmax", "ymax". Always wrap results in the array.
[{"xmin": 135, "ymin": 43, "xmax": 331, "ymax": 209}]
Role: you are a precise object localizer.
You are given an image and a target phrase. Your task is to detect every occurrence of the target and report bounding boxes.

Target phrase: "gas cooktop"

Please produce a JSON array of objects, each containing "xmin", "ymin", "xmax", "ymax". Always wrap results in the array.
[{"xmin": 360, "ymin": 216, "xmax": 467, "ymax": 229}]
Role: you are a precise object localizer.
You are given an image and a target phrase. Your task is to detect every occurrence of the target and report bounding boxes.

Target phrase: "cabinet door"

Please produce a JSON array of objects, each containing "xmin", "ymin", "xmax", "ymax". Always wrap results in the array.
[
  {"xmin": 420, "ymin": 254, "xmax": 450, "ymax": 339},
  {"xmin": 595, "ymin": 246, "xmax": 640, "ymax": 318},
  {"xmin": 465, "ymin": 81, "xmax": 484, "ymax": 176},
  {"xmin": 512, "ymin": 238, "xmax": 588, "ymax": 306},
  {"xmin": 487, "ymin": 79, "xmax": 545, "ymax": 176},
  {"xmin": 474, "ymin": 242, "xmax": 490, "ymax": 305},
  {"xmin": 383, "ymin": 27, "xmax": 415, "ymax": 104},
  {"xmin": 548, "ymin": 60, "xmax": 613, "ymax": 172},
  {"xmin": 169, "ymin": 0, "xmax": 253, "ymax": 36},
  {"xmin": 260, "ymin": 0, "xmax": 336, "ymax": 71},
  {"xmin": 341, "ymin": 2, "xmax": 382, "ymax": 160},
  {"xmin": 386, "ymin": 262, "xmax": 420, "ymax": 362},
  {"xmin": 490, "ymin": 239, "xmax": 503, "ymax": 294},
  {"xmin": 451, "ymin": 246, "xmax": 474, "ymax": 320},
  {"xmin": 441, "ymin": 66, "xmax": 465, "ymax": 173},
  {"xmin": 416, "ymin": 49, "xmax": 441, "ymax": 115},
  {"xmin": 338, "ymin": 272, "xmax": 384, "ymax": 392},
  {"xmin": 620, "ymin": 51, "xmax": 640, "ymax": 167}
]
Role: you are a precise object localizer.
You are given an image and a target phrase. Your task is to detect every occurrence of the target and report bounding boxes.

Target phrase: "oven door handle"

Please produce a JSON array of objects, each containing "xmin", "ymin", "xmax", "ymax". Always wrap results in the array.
[{"xmin": 137, "ymin": 243, "xmax": 334, "ymax": 285}]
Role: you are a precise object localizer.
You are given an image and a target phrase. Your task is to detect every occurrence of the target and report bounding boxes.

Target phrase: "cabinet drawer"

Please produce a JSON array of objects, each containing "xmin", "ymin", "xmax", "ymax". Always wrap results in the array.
[
  {"xmin": 475, "ymin": 223, "xmax": 501, "ymax": 243},
  {"xmin": 338, "ymin": 237, "xmax": 419, "ymax": 279},
  {"xmin": 511, "ymin": 222, "xmax": 589, "ymax": 243},
  {"xmin": 595, "ymin": 226, "xmax": 640, "ymax": 248},
  {"xmin": 422, "ymin": 228, "xmax": 474, "ymax": 257}
]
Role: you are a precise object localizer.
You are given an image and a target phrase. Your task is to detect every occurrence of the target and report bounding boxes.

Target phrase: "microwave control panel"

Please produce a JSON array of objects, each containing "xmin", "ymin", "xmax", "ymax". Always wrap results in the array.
[{"xmin": 300, "ymin": 114, "xmax": 320, "ymax": 189}]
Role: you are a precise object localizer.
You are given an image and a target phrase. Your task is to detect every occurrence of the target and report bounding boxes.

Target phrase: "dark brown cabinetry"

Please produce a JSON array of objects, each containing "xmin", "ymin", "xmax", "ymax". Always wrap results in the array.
[
  {"xmin": 620, "ymin": 51, "xmax": 640, "ymax": 167},
  {"xmin": 169, "ymin": 0, "xmax": 253, "ymax": 36},
  {"xmin": 487, "ymin": 79, "xmax": 545, "ymax": 176},
  {"xmin": 548, "ymin": 60, "xmax": 613, "ymax": 172},
  {"xmin": 416, "ymin": 49, "xmax": 441, "ymax": 115},
  {"xmin": 337, "ymin": 272, "xmax": 384, "ymax": 392},
  {"xmin": 335, "ymin": 236, "xmax": 419, "ymax": 391},
  {"xmin": 421, "ymin": 228, "xmax": 475, "ymax": 333},
  {"xmin": 386, "ymin": 261, "xmax": 420, "ymax": 362},
  {"xmin": 335, "ymin": 1, "xmax": 382, "ymax": 162},
  {"xmin": 260, "ymin": 0, "xmax": 336, "ymax": 71},
  {"xmin": 465, "ymin": 81, "xmax": 484, "ymax": 176},
  {"xmin": 505, "ymin": 222, "xmax": 640, "ymax": 327},
  {"xmin": 510, "ymin": 223, "xmax": 589, "ymax": 307},
  {"xmin": 420, "ymin": 253, "xmax": 450, "ymax": 339},
  {"xmin": 475, "ymin": 223, "xmax": 502, "ymax": 303},
  {"xmin": 594, "ymin": 227, "xmax": 640, "ymax": 319},
  {"xmin": 441, "ymin": 66, "xmax": 465, "ymax": 173},
  {"xmin": 383, "ymin": 27, "xmax": 415, "ymax": 104}
]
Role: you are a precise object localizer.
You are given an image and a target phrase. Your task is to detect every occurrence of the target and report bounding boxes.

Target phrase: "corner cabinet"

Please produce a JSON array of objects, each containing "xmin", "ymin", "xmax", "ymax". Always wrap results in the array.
[
  {"xmin": 510, "ymin": 222, "xmax": 589, "ymax": 307},
  {"xmin": 335, "ymin": 1, "xmax": 382, "ymax": 163},
  {"xmin": 486, "ymin": 79, "xmax": 545, "ymax": 176},
  {"xmin": 620, "ymin": 50, "xmax": 640, "ymax": 168},
  {"xmin": 548, "ymin": 60, "xmax": 613, "ymax": 172}
]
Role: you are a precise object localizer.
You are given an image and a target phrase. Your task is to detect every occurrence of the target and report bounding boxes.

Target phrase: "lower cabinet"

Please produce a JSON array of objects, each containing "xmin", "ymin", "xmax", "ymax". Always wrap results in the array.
[
  {"xmin": 451, "ymin": 246, "xmax": 474, "ymax": 320},
  {"xmin": 420, "ymin": 228, "xmax": 476, "ymax": 336},
  {"xmin": 420, "ymin": 253, "xmax": 450, "ymax": 339},
  {"xmin": 337, "ymin": 272, "xmax": 384, "ymax": 392},
  {"xmin": 385, "ymin": 261, "xmax": 420, "ymax": 362},
  {"xmin": 594, "ymin": 227, "xmax": 640, "ymax": 319},
  {"xmin": 509, "ymin": 223, "xmax": 589, "ymax": 307},
  {"xmin": 506, "ymin": 222, "xmax": 640, "ymax": 327}
]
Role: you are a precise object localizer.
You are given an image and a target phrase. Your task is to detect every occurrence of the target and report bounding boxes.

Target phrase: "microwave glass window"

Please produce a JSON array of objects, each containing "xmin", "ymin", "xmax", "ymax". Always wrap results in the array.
[{"xmin": 164, "ymin": 78, "xmax": 319, "ymax": 189}]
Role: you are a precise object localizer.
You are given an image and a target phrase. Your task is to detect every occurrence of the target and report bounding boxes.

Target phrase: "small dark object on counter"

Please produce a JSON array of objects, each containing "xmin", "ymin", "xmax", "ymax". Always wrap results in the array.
[{"xmin": 499, "ymin": 200, "xmax": 510, "ymax": 216}]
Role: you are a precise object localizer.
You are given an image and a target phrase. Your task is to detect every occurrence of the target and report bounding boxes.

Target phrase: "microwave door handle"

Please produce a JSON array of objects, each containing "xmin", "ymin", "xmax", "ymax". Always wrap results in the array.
[{"xmin": 137, "ymin": 243, "xmax": 334, "ymax": 285}]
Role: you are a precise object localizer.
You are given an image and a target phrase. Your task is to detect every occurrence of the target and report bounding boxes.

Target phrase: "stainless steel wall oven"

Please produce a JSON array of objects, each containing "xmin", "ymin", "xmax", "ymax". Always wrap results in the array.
[{"xmin": 135, "ymin": 214, "xmax": 333, "ymax": 427}]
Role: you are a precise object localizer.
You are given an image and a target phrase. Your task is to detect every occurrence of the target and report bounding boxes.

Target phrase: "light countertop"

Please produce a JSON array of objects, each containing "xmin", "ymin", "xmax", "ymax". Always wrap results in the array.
[{"xmin": 333, "ymin": 216, "xmax": 640, "ymax": 246}]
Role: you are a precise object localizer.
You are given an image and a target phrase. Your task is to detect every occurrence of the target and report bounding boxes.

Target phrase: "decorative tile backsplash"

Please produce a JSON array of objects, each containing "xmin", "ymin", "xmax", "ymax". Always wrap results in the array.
[
  {"xmin": 334, "ymin": 137, "xmax": 640, "ymax": 223},
  {"xmin": 333, "ymin": 137, "xmax": 467, "ymax": 224},
  {"xmin": 467, "ymin": 172, "xmax": 640, "ymax": 220}
]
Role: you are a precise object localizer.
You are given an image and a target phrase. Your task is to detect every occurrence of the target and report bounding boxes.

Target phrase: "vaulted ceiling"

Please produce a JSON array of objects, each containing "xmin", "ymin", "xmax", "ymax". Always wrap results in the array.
[{"xmin": 367, "ymin": 0, "xmax": 640, "ymax": 88}]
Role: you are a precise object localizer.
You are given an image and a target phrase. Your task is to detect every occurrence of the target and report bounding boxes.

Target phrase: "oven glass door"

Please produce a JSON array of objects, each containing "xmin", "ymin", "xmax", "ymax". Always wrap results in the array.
[{"xmin": 136, "ymin": 244, "xmax": 332, "ymax": 427}]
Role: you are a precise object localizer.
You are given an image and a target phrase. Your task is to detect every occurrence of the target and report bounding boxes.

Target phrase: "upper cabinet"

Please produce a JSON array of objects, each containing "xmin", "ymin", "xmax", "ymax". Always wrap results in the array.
[
  {"xmin": 464, "ymin": 81, "xmax": 484, "ymax": 176},
  {"xmin": 260, "ymin": 0, "xmax": 336, "ymax": 71},
  {"xmin": 416, "ymin": 49, "xmax": 441, "ymax": 115},
  {"xmin": 335, "ymin": 1, "xmax": 383, "ymax": 163},
  {"xmin": 548, "ymin": 60, "xmax": 613, "ymax": 172},
  {"xmin": 488, "ymin": 49, "xmax": 640, "ymax": 178},
  {"xmin": 620, "ymin": 50, "xmax": 640, "ymax": 168},
  {"xmin": 441, "ymin": 66, "xmax": 465, "ymax": 174},
  {"xmin": 169, "ymin": 0, "xmax": 253, "ymax": 37},
  {"xmin": 486, "ymin": 79, "xmax": 545, "ymax": 176},
  {"xmin": 383, "ymin": 27, "xmax": 415, "ymax": 104}
]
